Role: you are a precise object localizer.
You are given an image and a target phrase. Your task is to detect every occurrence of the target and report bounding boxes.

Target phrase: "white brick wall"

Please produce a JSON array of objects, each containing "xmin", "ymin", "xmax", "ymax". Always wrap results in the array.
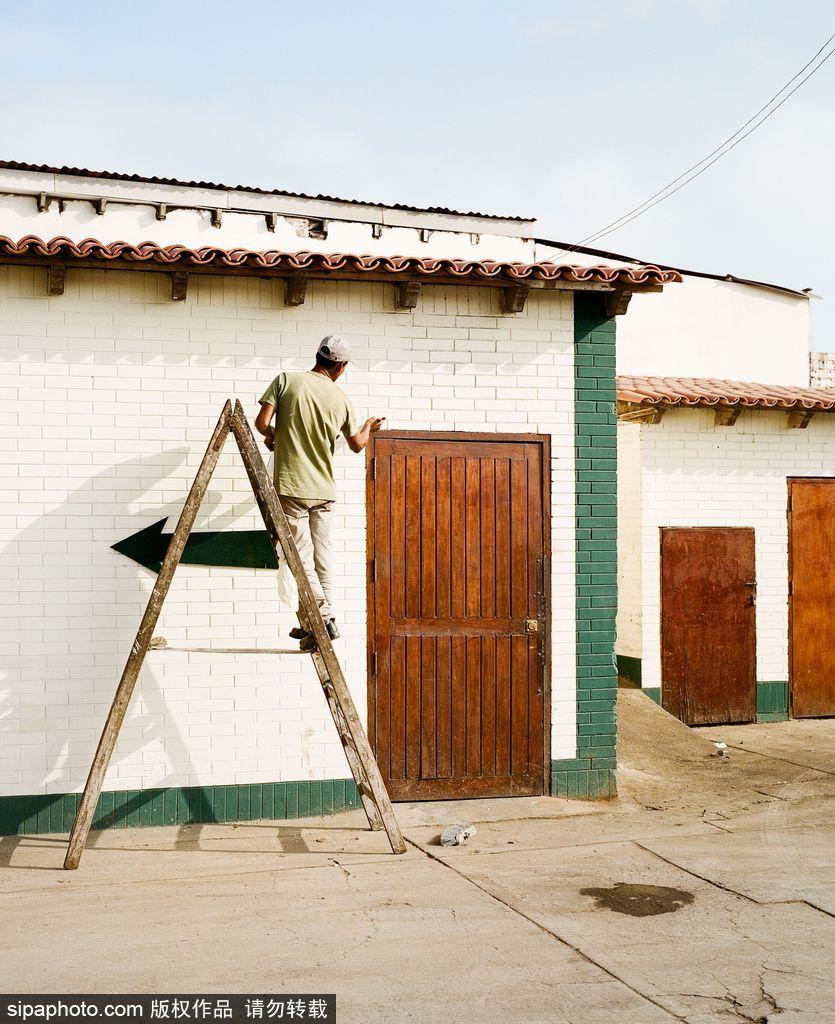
[
  {"xmin": 0, "ymin": 266, "xmax": 577, "ymax": 797},
  {"xmin": 615, "ymin": 423, "xmax": 642, "ymax": 659},
  {"xmin": 620, "ymin": 407, "xmax": 835, "ymax": 689},
  {"xmin": 810, "ymin": 352, "xmax": 835, "ymax": 388}
]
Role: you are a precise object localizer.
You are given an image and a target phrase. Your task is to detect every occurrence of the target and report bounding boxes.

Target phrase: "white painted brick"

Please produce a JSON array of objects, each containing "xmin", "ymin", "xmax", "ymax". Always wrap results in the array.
[
  {"xmin": 0, "ymin": 268, "xmax": 578, "ymax": 794},
  {"xmin": 620, "ymin": 408, "xmax": 835, "ymax": 689}
]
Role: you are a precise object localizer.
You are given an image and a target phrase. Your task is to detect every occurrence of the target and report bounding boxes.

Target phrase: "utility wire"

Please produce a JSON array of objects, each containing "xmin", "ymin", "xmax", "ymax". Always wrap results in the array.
[{"xmin": 544, "ymin": 33, "xmax": 835, "ymax": 262}]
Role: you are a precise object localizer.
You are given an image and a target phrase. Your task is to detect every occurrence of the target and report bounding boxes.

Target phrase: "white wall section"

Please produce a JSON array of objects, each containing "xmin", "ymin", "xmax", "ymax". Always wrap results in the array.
[
  {"xmin": 621, "ymin": 408, "xmax": 835, "ymax": 688},
  {"xmin": 0, "ymin": 266, "xmax": 577, "ymax": 797}
]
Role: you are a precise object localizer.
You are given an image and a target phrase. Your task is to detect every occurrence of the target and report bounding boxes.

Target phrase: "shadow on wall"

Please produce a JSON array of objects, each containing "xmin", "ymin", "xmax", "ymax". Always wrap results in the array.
[
  {"xmin": 1, "ymin": 269, "xmax": 576, "ymax": 837},
  {"xmin": 0, "ymin": 447, "xmax": 223, "ymax": 834}
]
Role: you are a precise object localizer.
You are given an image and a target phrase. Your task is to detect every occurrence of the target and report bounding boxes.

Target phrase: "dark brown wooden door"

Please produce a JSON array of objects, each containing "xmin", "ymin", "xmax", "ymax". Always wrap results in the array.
[
  {"xmin": 789, "ymin": 479, "xmax": 835, "ymax": 718},
  {"xmin": 661, "ymin": 527, "xmax": 756, "ymax": 726},
  {"xmin": 367, "ymin": 432, "xmax": 549, "ymax": 801}
]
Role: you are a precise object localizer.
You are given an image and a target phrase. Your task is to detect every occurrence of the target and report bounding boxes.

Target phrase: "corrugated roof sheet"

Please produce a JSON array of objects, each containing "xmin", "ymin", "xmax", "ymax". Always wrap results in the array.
[
  {"xmin": 535, "ymin": 237, "xmax": 813, "ymax": 299},
  {"xmin": 0, "ymin": 235, "xmax": 682, "ymax": 286},
  {"xmin": 0, "ymin": 159, "xmax": 533, "ymax": 222},
  {"xmin": 617, "ymin": 374, "xmax": 835, "ymax": 412}
]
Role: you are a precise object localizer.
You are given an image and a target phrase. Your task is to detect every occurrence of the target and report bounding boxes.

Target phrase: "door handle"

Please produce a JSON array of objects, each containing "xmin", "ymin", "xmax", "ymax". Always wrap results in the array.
[{"xmin": 525, "ymin": 619, "xmax": 539, "ymax": 634}]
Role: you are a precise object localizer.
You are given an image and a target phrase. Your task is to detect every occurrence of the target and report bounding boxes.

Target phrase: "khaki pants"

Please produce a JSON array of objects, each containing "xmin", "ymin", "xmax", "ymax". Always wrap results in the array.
[{"xmin": 278, "ymin": 495, "xmax": 335, "ymax": 627}]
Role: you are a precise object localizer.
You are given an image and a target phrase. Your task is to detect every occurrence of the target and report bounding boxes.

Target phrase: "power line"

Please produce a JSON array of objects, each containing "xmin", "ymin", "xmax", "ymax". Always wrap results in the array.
[
  {"xmin": 564, "ymin": 32, "xmax": 835, "ymax": 253},
  {"xmin": 544, "ymin": 33, "xmax": 835, "ymax": 262}
]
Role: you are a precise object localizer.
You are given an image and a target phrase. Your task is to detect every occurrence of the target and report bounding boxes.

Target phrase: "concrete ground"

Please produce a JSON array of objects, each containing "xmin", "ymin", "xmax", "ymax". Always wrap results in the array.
[{"xmin": 1, "ymin": 692, "xmax": 833, "ymax": 1024}]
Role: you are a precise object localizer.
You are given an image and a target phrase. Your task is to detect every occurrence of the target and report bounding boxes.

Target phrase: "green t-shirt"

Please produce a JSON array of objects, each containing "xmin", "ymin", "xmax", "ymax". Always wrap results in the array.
[{"xmin": 259, "ymin": 371, "xmax": 360, "ymax": 500}]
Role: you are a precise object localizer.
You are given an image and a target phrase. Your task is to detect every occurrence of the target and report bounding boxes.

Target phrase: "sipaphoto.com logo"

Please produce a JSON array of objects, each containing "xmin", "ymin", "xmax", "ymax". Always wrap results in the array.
[
  {"xmin": 3, "ymin": 1000, "xmax": 142, "ymax": 1020},
  {"xmin": 0, "ymin": 995, "xmax": 336, "ymax": 1023}
]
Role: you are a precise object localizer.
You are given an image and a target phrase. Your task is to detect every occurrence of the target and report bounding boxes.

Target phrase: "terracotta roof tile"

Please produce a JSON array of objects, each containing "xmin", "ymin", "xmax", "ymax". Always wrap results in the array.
[
  {"xmin": 0, "ymin": 235, "xmax": 682, "ymax": 288},
  {"xmin": 617, "ymin": 374, "xmax": 835, "ymax": 412}
]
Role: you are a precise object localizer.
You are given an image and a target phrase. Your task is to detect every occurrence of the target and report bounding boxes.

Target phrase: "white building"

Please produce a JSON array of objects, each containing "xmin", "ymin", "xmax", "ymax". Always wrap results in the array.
[
  {"xmin": 577, "ymin": 236, "xmax": 835, "ymax": 726},
  {"xmin": 0, "ymin": 160, "xmax": 677, "ymax": 836},
  {"xmin": 532, "ymin": 238, "xmax": 814, "ymax": 384}
]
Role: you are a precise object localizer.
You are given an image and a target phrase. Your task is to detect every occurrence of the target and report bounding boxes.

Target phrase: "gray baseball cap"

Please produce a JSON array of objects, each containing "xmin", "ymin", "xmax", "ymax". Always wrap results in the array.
[{"xmin": 317, "ymin": 335, "xmax": 351, "ymax": 363}]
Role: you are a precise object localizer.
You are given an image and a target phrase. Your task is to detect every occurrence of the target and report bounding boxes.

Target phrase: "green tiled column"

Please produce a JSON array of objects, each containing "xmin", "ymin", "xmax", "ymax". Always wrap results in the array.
[{"xmin": 551, "ymin": 293, "xmax": 618, "ymax": 799}]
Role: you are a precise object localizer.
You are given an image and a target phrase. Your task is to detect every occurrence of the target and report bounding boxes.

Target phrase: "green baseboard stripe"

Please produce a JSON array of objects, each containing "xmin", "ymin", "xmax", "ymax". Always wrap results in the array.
[
  {"xmin": 0, "ymin": 777, "xmax": 360, "ymax": 837},
  {"xmin": 617, "ymin": 655, "xmax": 642, "ymax": 686},
  {"xmin": 562, "ymin": 294, "xmax": 619, "ymax": 801},
  {"xmin": 631, "ymin": 683, "xmax": 786, "ymax": 720},
  {"xmin": 551, "ymin": 760, "xmax": 617, "ymax": 799},
  {"xmin": 757, "ymin": 681, "xmax": 788, "ymax": 723}
]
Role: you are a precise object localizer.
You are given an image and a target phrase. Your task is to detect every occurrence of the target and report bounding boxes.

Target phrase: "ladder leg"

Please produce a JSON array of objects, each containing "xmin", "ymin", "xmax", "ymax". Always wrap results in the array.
[
  {"xmin": 230, "ymin": 403, "xmax": 406, "ymax": 854},
  {"xmin": 64, "ymin": 402, "xmax": 234, "ymax": 869},
  {"xmin": 312, "ymin": 652, "xmax": 384, "ymax": 831}
]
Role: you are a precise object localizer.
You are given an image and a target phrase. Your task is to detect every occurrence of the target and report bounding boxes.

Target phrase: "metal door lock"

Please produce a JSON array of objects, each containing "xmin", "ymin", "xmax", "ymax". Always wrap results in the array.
[{"xmin": 525, "ymin": 619, "xmax": 538, "ymax": 634}]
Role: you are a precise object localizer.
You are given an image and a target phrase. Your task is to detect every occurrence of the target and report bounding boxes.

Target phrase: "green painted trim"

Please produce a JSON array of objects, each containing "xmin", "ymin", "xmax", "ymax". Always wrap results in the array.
[
  {"xmin": 560, "ymin": 293, "xmax": 619, "ymax": 800},
  {"xmin": 639, "ymin": 685, "xmax": 782, "ymax": 717},
  {"xmin": 617, "ymin": 655, "xmax": 642, "ymax": 685},
  {"xmin": 757, "ymin": 681, "xmax": 788, "ymax": 718},
  {"xmin": 551, "ymin": 761, "xmax": 617, "ymax": 799},
  {"xmin": 0, "ymin": 778, "xmax": 360, "ymax": 836}
]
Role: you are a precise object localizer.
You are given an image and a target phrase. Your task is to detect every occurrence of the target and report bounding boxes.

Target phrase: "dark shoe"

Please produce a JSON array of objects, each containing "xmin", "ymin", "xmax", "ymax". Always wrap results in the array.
[
  {"xmin": 289, "ymin": 626, "xmax": 308, "ymax": 640},
  {"xmin": 326, "ymin": 619, "xmax": 340, "ymax": 641},
  {"xmin": 300, "ymin": 634, "xmax": 317, "ymax": 652}
]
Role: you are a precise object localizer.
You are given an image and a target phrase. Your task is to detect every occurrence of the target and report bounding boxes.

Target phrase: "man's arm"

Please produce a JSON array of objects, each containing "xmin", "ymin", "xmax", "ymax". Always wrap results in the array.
[
  {"xmin": 345, "ymin": 417, "xmax": 385, "ymax": 453},
  {"xmin": 255, "ymin": 402, "xmax": 275, "ymax": 451}
]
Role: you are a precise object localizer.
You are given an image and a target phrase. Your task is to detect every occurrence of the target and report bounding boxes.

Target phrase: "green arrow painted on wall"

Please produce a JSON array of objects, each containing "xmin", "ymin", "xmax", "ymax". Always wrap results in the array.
[{"xmin": 112, "ymin": 518, "xmax": 278, "ymax": 573}]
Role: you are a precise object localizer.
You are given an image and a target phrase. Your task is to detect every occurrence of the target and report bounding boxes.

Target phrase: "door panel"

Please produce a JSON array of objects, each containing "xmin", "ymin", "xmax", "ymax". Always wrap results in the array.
[
  {"xmin": 368, "ymin": 434, "xmax": 548, "ymax": 800},
  {"xmin": 790, "ymin": 479, "xmax": 835, "ymax": 718},
  {"xmin": 661, "ymin": 527, "xmax": 756, "ymax": 726}
]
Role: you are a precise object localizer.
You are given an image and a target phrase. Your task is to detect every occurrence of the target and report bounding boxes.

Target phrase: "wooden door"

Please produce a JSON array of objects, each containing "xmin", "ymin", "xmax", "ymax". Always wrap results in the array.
[
  {"xmin": 789, "ymin": 479, "xmax": 835, "ymax": 718},
  {"xmin": 660, "ymin": 527, "xmax": 756, "ymax": 725},
  {"xmin": 367, "ymin": 432, "xmax": 549, "ymax": 801}
]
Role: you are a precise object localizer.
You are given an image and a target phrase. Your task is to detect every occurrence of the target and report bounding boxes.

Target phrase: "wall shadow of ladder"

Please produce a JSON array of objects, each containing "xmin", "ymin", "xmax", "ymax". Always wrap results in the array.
[{"xmin": 64, "ymin": 399, "xmax": 406, "ymax": 868}]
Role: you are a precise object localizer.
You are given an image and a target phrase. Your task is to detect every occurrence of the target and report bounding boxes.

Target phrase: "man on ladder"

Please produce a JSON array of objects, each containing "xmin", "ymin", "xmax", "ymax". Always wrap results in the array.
[{"xmin": 255, "ymin": 336, "xmax": 384, "ymax": 649}]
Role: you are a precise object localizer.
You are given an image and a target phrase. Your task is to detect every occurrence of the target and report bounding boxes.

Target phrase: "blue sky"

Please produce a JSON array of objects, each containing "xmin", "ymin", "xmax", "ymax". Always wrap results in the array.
[{"xmin": 3, "ymin": 0, "xmax": 834, "ymax": 344}]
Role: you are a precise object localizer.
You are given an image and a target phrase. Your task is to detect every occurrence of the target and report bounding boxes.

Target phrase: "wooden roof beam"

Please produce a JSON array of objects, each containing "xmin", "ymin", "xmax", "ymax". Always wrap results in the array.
[
  {"xmin": 396, "ymin": 281, "xmax": 421, "ymax": 310},
  {"xmin": 617, "ymin": 400, "xmax": 666, "ymax": 424},
  {"xmin": 787, "ymin": 409, "xmax": 814, "ymax": 429},
  {"xmin": 714, "ymin": 405, "xmax": 741, "ymax": 427},
  {"xmin": 284, "ymin": 276, "xmax": 307, "ymax": 307},
  {"xmin": 171, "ymin": 271, "xmax": 188, "ymax": 301},
  {"xmin": 47, "ymin": 264, "xmax": 66, "ymax": 296},
  {"xmin": 500, "ymin": 284, "xmax": 529, "ymax": 314},
  {"xmin": 604, "ymin": 289, "xmax": 633, "ymax": 317}
]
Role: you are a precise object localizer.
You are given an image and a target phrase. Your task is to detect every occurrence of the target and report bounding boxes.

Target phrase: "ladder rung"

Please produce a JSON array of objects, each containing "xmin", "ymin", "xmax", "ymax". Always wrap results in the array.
[{"xmin": 149, "ymin": 643, "xmax": 308, "ymax": 655}]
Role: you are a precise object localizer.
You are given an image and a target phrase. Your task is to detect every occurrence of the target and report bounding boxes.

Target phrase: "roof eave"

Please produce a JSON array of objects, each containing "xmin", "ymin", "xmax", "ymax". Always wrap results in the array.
[
  {"xmin": 535, "ymin": 236, "xmax": 813, "ymax": 299},
  {"xmin": 0, "ymin": 161, "xmax": 536, "ymax": 236}
]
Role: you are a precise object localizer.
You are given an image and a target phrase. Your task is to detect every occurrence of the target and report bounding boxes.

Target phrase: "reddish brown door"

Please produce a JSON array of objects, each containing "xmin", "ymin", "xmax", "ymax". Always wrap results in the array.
[
  {"xmin": 661, "ymin": 527, "xmax": 756, "ymax": 725},
  {"xmin": 789, "ymin": 479, "xmax": 835, "ymax": 718},
  {"xmin": 367, "ymin": 432, "xmax": 549, "ymax": 801}
]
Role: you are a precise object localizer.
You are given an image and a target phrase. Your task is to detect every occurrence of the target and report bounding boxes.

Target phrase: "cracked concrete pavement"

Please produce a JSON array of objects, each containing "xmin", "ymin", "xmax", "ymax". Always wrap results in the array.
[{"xmin": 1, "ymin": 692, "xmax": 833, "ymax": 1023}]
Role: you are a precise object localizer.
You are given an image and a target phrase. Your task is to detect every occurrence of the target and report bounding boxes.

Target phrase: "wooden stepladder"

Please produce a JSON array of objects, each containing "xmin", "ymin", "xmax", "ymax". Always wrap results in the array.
[{"xmin": 64, "ymin": 399, "xmax": 406, "ymax": 869}]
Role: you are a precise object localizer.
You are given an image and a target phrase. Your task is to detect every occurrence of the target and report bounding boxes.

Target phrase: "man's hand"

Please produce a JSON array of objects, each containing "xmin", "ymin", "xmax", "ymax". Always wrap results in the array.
[
  {"xmin": 346, "ymin": 416, "xmax": 386, "ymax": 453},
  {"xmin": 262, "ymin": 426, "xmax": 275, "ymax": 452}
]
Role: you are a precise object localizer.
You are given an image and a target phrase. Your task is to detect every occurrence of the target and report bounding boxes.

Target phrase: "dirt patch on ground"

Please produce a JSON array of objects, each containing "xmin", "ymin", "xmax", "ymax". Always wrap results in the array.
[
  {"xmin": 580, "ymin": 882, "xmax": 695, "ymax": 917},
  {"xmin": 615, "ymin": 689, "xmax": 826, "ymax": 814}
]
